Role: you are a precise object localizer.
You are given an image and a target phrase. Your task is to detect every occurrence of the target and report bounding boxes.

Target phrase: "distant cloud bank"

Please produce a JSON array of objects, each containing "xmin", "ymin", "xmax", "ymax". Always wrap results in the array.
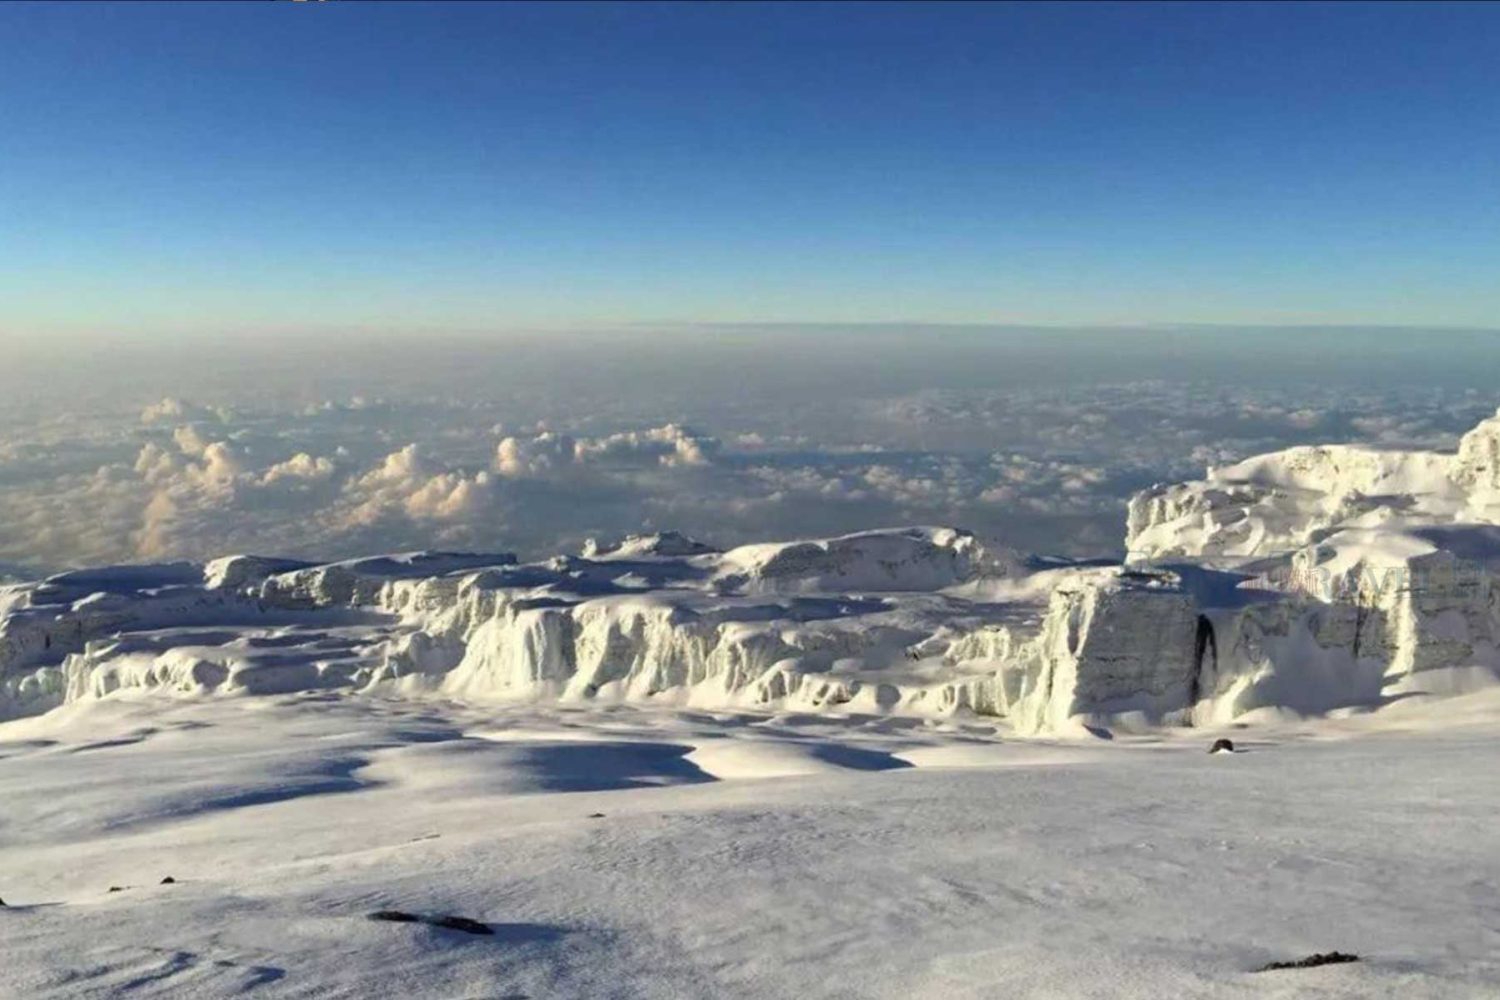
[{"xmin": 0, "ymin": 362, "xmax": 1490, "ymax": 575}]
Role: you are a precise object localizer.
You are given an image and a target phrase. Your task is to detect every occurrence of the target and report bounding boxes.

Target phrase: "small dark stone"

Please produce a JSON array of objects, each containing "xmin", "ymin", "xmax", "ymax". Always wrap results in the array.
[
  {"xmin": 368, "ymin": 910, "xmax": 421, "ymax": 923},
  {"xmin": 428, "ymin": 914, "xmax": 493, "ymax": 936},
  {"xmin": 0, "ymin": 896, "xmax": 6, "ymax": 906},
  {"xmin": 587, "ymin": 812, "xmax": 606, "ymax": 819},
  {"xmin": 107, "ymin": 886, "xmax": 124, "ymax": 893},
  {"xmin": 1257, "ymin": 951, "xmax": 1360, "ymax": 972},
  {"xmin": 1209, "ymin": 738, "xmax": 1235, "ymax": 754},
  {"xmin": 159, "ymin": 877, "xmax": 176, "ymax": 885}
]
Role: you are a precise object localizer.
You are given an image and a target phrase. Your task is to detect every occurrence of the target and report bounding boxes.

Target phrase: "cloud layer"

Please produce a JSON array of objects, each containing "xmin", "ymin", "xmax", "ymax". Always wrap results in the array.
[
  {"xmin": 2, "ymin": 331, "xmax": 1496, "ymax": 575},
  {"xmin": 1, "ymin": 372, "xmax": 1491, "ymax": 577}
]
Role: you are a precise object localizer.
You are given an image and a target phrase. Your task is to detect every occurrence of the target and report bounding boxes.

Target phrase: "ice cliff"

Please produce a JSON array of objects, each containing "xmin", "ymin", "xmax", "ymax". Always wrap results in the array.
[
  {"xmin": 6, "ymin": 412, "xmax": 1500, "ymax": 734},
  {"xmin": 1127, "ymin": 409, "xmax": 1500, "ymax": 723}
]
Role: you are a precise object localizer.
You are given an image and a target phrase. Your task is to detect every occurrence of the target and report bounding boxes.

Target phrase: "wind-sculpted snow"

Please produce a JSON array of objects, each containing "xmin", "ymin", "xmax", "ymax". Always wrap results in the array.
[
  {"xmin": 7, "ymin": 411, "xmax": 1500, "ymax": 734},
  {"xmin": 1127, "ymin": 407, "xmax": 1500, "ymax": 562}
]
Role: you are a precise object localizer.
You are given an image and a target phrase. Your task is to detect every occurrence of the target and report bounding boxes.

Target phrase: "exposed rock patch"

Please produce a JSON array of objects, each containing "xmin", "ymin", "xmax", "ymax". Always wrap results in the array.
[{"xmin": 1256, "ymin": 951, "xmax": 1360, "ymax": 972}]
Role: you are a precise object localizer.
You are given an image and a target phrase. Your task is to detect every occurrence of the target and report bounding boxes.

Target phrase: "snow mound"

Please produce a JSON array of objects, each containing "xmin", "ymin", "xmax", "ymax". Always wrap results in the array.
[
  {"xmin": 715, "ymin": 526, "xmax": 999, "ymax": 594},
  {"xmin": 582, "ymin": 531, "xmax": 719, "ymax": 559}
]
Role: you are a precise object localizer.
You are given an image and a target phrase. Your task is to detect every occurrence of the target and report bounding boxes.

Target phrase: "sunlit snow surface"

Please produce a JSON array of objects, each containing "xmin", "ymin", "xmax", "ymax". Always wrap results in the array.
[
  {"xmin": 2, "ymin": 693, "xmax": 1498, "ymax": 998},
  {"xmin": 7, "ymin": 394, "xmax": 1500, "ymax": 997}
]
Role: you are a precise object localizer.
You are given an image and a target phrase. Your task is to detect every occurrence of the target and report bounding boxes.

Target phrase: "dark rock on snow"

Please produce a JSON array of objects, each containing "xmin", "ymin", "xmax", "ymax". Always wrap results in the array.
[
  {"xmin": 1257, "ymin": 951, "xmax": 1360, "ymax": 972},
  {"xmin": 368, "ymin": 910, "xmax": 493, "ymax": 935},
  {"xmin": 368, "ymin": 910, "xmax": 421, "ymax": 923},
  {"xmin": 430, "ymin": 915, "xmax": 494, "ymax": 936}
]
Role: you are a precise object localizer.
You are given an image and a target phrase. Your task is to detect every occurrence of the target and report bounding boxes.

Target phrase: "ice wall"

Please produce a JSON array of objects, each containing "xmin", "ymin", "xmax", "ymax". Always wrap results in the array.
[{"xmin": 9, "ymin": 410, "xmax": 1500, "ymax": 733}]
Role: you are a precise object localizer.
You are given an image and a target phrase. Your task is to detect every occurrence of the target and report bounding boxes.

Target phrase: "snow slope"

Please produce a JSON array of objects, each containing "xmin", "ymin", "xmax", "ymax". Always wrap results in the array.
[{"xmin": 1, "ymin": 693, "xmax": 1497, "ymax": 998}]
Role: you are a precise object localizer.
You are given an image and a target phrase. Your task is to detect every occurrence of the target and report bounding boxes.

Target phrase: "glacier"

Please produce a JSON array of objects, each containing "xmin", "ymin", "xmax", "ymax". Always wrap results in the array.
[{"xmin": 6, "ymin": 410, "xmax": 1500, "ymax": 734}]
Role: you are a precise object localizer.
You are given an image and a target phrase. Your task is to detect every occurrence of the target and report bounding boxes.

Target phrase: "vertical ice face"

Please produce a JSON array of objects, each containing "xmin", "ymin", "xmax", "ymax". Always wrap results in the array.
[
  {"xmin": 1283, "ymin": 526, "xmax": 1500, "ymax": 678},
  {"xmin": 1025, "ymin": 574, "xmax": 1201, "ymax": 732}
]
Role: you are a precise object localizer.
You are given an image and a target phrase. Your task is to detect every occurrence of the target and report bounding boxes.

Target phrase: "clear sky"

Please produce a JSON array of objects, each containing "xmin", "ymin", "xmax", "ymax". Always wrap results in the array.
[{"xmin": 2, "ymin": 1, "xmax": 1498, "ymax": 337}]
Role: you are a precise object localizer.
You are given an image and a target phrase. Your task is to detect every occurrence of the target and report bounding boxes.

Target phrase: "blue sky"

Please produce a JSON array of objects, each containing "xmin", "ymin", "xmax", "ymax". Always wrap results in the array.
[{"xmin": 2, "ymin": 1, "xmax": 1498, "ymax": 336}]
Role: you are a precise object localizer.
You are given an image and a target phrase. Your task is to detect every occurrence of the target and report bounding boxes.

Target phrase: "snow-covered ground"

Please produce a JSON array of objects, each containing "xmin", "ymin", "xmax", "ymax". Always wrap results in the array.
[{"xmin": 2, "ymin": 692, "xmax": 1498, "ymax": 998}]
